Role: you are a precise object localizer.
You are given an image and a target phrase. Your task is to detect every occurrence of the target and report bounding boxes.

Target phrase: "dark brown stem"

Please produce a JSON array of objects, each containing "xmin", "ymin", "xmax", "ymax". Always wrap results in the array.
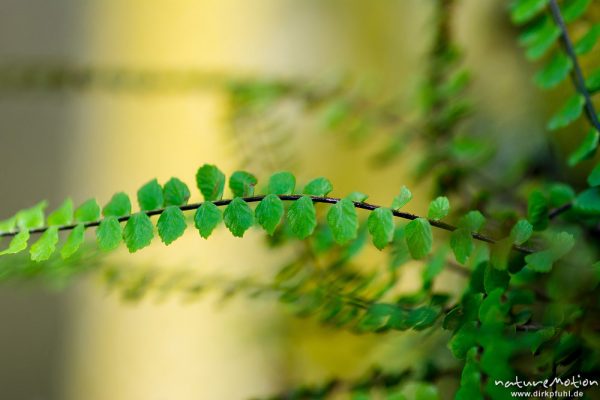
[
  {"xmin": 549, "ymin": 202, "xmax": 573, "ymax": 219},
  {"xmin": 548, "ymin": 0, "xmax": 600, "ymax": 133}
]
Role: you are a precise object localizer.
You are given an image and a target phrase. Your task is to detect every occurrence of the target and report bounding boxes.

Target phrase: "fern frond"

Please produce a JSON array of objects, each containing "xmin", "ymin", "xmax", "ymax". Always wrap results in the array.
[
  {"xmin": 0, "ymin": 164, "xmax": 542, "ymax": 269},
  {"xmin": 511, "ymin": 0, "xmax": 600, "ymax": 204}
]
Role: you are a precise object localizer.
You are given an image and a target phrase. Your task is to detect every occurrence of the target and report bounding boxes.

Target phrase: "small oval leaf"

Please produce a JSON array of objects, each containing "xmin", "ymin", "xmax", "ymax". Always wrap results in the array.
[
  {"xmin": 103, "ymin": 192, "xmax": 132, "ymax": 218},
  {"xmin": 137, "ymin": 179, "xmax": 164, "ymax": 211},
  {"xmin": 61, "ymin": 224, "xmax": 85, "ymax": 259},
  {"xmin": 30, "ymin": 226, "xmax": 59, "ymax": 262},
  {"xmin": 47, "ymin": 199, "xmax": 73, "ymax": 226},
  {"xmin": 367, "ymin": 207, "xmax": 394, "ymax": 250},
  {"xmin": 268, "ymin": 172, "xmax": 296, "ymax": 195},
  {"xmin": 303, "ymin": 177, "xmax": 333, "ymax": 197},
  {"xmin": 223, "ymin": 197, "xmax": 254, "ymax": 237},
  {"xmin": 123, "ymin": 213, "xmax": 154, "ymax": 252},
  {"xmin": 327, "ymin": 198, "xmax": 358, "ymax": 244},
  {"xmin": 287, "ymin": 196, "xmax": 317, "ymax": 239},
  {"xmin": 96, "ymin": 216, "xmax": 123, "ymax": 251},
  {"xmin": 405, "ymin": 218, "xmax": 433, "ymax": 260},
  {"xmin": 196, "ymin": 164, "xmax": 226, "ymax": 201},
  {"xmin": 0, "ymin": 230, "xmax": 30, "ymax": 256},
  {"xmin": 75, "ymin": 199, "xmax": 101, "ymax": 223},
  {"xmin": 255, "ymin": 194, "xmax": 284, "ymax": 235},
  {"xmin": 428, "ymin": 196, "xmax": 450, "ymax": 220},
  {"xmin": 157, "ymin": 206, "xmax": 187, "ymax": 245},
  {"xmin": 194, "ymin": 202, "xmax": 222, "ymax": 239},
  {"xmin": 163, "ymin": 177, "xmax": 191, "ymax": 206},
  {"xmin": 229, "ymin": 171, "xmax": 258, "ymax": 197}
]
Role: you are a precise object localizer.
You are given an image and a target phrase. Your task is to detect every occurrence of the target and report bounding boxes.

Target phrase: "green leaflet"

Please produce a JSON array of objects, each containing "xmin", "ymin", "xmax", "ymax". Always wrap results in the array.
[
  {"xmin": 585, "ymin": 69, "xmax": 600, "ymax": 95},
  {"xmin": 287, "ymin": 195, "xmax": 317, "ymax": 239},
  {"xmin": 268, "ymin": 171, "xmax": 295, "ymax": 195},
  {"xmin": 346, "ymin": 191, "xmax": 368, "ymax": 203},
  {"xmin": 510, "ymin": 0, "xmax": 548, "ymax": 25},
  {"xmin": 96, "ymin": 216, "xmax": 122, "ymax": 251},
  {"xmin": 123, "ymin": 212, "xmax": 154, "ymax": 252},
  {"xmin": 407, "ymin": 306, "xmax": 440, "ymax": 330},
  {"xmin": 194, "ymin": 202, "xmax": 222, "ymax": 239},
  {"xmin": 518, "ymin": 15, "xmax": 551, "ymax": 45},
  {"xmin": 47, "ymin": 199, "xmax": 73, "ymax": 226},
  {"xmin": 484, "ymin": 263, "xmax": 510, "ymax": 293},
  {"xmin": 223, "ymin": 197, "xmax": 254, "ymax": 237},
  {"xmin": 525, "ymin": 21, "xmax": 561, "ymax": 60},
  {"xmin": 163, "ymin": 177, "xmax": 190, "ymax": 206},
  {"xmin": 157, "ymin": 206, "xmax": 187, "ymax": 245},
  {"xmin": 321, "ymin": 300, "xmax": 344, "ymax": 319},
  {"xmin": 478, "ymin": 288, "xmax": 506, "ymax": 326},
  {"xmin": 549, "ymin": 232, "xmax": 575, "ymax": 268},
  {"xmin": 568, "ymin": 128, "xmax": 599, "ymax": 166},
  {"xmin": 0, "ymin": 230, "xmax": 29, "ymax": 256},
  {"xmin": 562, "ymin": 0, "xmax": 591, "ymax": 23},
  {"xmin": 534, "ymin": 51, "xmax": 572, "ymax": 89},
  {"xmin": 102, "ymin": 192, "xmax": 131, "ymax": 218},
  {"xmin": 16, "ymin": 201, "xmax": 47, "ymax": 229},
  {"xmin": 455, "ymin": 348, "xmax": 484, "ymax": 400},
  {"xmin": 229, "ymin": 171, "xmax": 258, "ymax": 197},
  {"xmin": 391, "ymin": 186, "xmax": 412, "ymax": 210},
  {"xmin": 458, "ymin": 210, "xmax": 486, "ymax": 232},
  {"xmin": 357, "ymin": 303, "xmax": 395, "ymax": 332},
  {"xmin": 575, "ymin": 24, "xmax": 600, "ymax": 55},
  {"xmin": 525, "ymin": 232, "xmax": 575, "ymax": 272},
  {"xmin": 137, "ymin": 179, "xmax": 164, "ymax": 211},
  {"xmin": 302, "ymin": 177, "xmax": 333, "ymax": 197},
  {"xmin": 588, "ymin": 163, "xmax": 600, "ymax": 186},
  {"xmin": 367, "ymin": 207, "xmax": 394, "ymax": 250},
  {"xmin": 359, "ymin": 304, "xmax": 438, "ymax": 333},
  {"xmin": 573, "ymin": 187, "xmax": 600, "ymax": 215},
  {"xmin": 196, "ymin": 164, "xmax": 225, "ymax": 201},
  {"xmin": 586, "ymin": 68, "xmax": 600, "ymax": 93},
  {"xmin": 30, "ymin": 226, "xmax": 59, "ymax": 262},
  {"xmin": 548, "ymin": 183, "xmax": 575, "ymax": 206},
  {"xmin": 428, "ymin": 196, "xmax": 450, "ymax": 220},
  {"xmin": 510, "ymin": 219, "xmax": 533, "ymax": 245},
  {"xmin": 527, "ymin": 328, "xmax": 557, "ymax": 353},
  {"xmin": 61, "ymin": 224, "xmax": 85, "ymax": 259},
  {"xmin": 0, "ymin": 216, "xmax": 16, "ymax": 234},
  {"xmin": 439, "ymin": 69, "xmax": 470, "ymax": 98},
  {"xmin": 75, "ymin": 199, "xmax": 101, "ymax": 222},
  {"xmin": 449, "ymin": 322, "xmax": 478, "ymax": 359},
  {"xmin": 450, "ymin": 228, "xmax": 472, "ymax": 264},
  {"xmin": 255, "ymin": 194, "xmax": 284, "ymax": 235},
  {"xmin": 553, "ymin": 334, "xmax": 580, "ymax": 365},
  {"xmin": 527, "ymin": 190, "xmax": 549, "ymax": 231},
  {"xmin": 405, "ymin": 218, "xmax": 433, "ymax": 260},
  {"xmin": 321, "ymin": 100, "xmax": 350, "ymax": 130},
  {"xmin": 326, "ymin": 197, "xmax": 358, "ymax": 244},
  {"xmin": 547, "ymin": 94, "xmax": 585, "ymax": 131}
]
